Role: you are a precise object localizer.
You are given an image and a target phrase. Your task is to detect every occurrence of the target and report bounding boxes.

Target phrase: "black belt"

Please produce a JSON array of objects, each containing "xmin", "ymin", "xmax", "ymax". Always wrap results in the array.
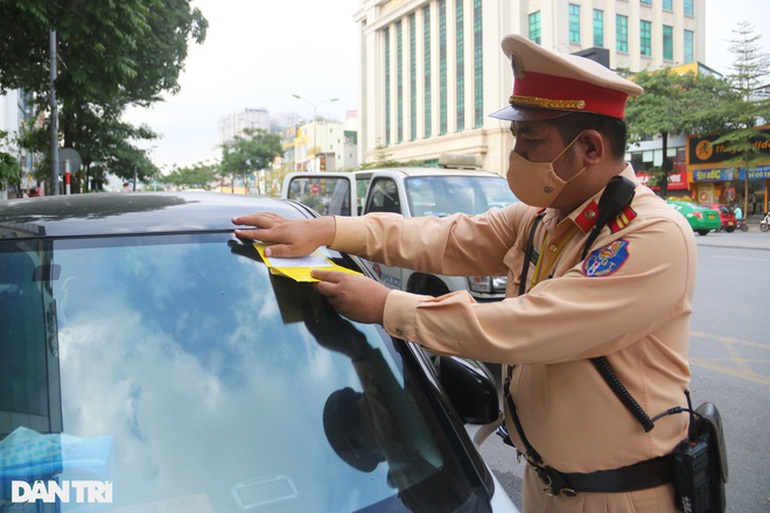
[{"xmin": 534, "ymin": 455, "xmax": 674, "ymax": 496}]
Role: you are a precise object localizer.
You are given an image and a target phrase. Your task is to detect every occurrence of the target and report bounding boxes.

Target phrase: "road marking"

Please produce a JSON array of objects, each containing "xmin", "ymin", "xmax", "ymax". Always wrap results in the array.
[
  {"xmin": 691, "ymin": 331, "xmax": 770, "ymax": 350},
  {"xmin": 690, "ymin": 331, "xmax": 770, "ymax": 386},
  {"xmin": 689, "ymin": 358, "xmax": 770, "ymax": 386}
]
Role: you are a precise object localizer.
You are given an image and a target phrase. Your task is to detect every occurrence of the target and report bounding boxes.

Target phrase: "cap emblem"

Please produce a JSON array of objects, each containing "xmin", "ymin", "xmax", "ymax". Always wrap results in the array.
[{"xmin": 511, "ymin": 53, "xmax": 526, "ymax": 79}]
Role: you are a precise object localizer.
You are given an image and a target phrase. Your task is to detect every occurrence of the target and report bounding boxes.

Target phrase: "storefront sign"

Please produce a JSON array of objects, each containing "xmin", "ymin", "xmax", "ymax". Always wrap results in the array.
[
  {"xmin": 693, "ymin": 168, "xmax": 734, "ymax": 182},
  {"xmin": 636, "ymin": 171, "xmax": 689, "ymax": 190},
  {"xmin": 688, "ymin": 127, "xmax": 770, "ymax": 167},
  {"xmin": 741, "ymin": 165, "xmax": 770, "ymax": 180}
]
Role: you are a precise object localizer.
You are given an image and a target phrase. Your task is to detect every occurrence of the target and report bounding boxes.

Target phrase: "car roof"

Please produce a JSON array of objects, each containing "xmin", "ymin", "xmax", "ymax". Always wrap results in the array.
[
  {"xmin": 0, "ymin": 192, "xmax": 310, "ymax": 240},
  {"xmin": 371, "ymin": 167, "xmax": 503, "ymax": 178}
]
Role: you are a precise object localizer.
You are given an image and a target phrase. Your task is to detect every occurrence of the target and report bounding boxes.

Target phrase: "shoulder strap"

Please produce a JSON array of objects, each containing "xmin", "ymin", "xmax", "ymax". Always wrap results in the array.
[{"xmin": 518, "ymin": 212, "xmax": 545, "ymax": 296}]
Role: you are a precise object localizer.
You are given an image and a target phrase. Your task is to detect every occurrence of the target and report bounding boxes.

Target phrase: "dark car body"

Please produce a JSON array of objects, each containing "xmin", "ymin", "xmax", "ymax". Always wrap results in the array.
[
  {"xmin": 704, "ymin": 203, "xmax": 738, "ymax": 232},
  {"xmin": 0, "ymin": 192, "xmax": 516, "ymax": 512}
]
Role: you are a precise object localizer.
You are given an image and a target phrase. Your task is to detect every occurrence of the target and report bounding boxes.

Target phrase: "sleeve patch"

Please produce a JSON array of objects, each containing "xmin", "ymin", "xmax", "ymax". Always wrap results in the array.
[{"xmin": 582, "ymin": 239, "xmax": 630, "ymax": 277}]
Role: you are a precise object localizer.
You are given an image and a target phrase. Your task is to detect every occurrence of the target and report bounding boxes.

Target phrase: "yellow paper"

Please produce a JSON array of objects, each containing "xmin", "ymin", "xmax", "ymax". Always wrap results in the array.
[{"xmin": 254, "ymin": 243, "xmax": 363, "ymax": 282}]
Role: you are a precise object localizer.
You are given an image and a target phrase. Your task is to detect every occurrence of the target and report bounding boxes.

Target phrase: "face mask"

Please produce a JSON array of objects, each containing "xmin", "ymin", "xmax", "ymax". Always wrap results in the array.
[{"xmin": 507, "ymin": 133, "xmax": 588, "ymax": 208}]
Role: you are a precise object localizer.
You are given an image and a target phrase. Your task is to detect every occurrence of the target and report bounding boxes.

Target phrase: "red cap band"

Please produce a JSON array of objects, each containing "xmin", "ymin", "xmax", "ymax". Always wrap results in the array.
[{"xmin": 512, "ymin": 71, "xmax": 629, "ymax": 119}]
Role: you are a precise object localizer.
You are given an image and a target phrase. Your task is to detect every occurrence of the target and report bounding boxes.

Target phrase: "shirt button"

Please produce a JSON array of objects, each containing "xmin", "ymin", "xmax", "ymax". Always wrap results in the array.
[{"xmin": 550, "ymin": 244, "xmax": 558, "ymax": 252}]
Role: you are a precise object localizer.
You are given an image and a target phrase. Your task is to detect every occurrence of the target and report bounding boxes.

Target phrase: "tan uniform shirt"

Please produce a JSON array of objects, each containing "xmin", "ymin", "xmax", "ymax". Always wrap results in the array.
[{"xmin": 331, "ymin": 165, "xmax": 697, "ymax": 513}]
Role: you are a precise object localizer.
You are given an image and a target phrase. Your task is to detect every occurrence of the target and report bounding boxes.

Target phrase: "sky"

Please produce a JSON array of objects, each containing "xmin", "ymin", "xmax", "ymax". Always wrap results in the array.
[{"xmin": 123, "ymin": 0, "xmax": 770, "ymax": 171}]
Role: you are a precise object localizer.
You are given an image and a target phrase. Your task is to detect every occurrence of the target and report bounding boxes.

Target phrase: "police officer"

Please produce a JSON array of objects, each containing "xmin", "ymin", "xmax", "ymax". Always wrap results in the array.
[{"xmin": 234, "ymin": 34, "xmax": 696, "ymax": 513}]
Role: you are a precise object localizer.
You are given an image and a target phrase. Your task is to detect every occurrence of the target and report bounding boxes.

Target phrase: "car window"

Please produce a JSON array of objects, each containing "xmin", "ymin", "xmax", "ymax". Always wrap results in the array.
[
  {"xmin": 287, "ymin": 176, "xmax": 352, "ymax": 216},
  {"xmin": 405, "ymin": 176, "xmax": 518, "ymax": 217},
  {"xmin": 366, "ymin": 178, "xmax": 401, "ymax": 214},
  {"xmin": 0, "ymin": 233, "xmax": 490, "ymax": 512}
]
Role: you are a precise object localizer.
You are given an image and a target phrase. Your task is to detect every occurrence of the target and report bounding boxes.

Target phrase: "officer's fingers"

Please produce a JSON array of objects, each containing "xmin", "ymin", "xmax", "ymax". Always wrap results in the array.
[
  {"xmin": 263, "ymin": 243, "xmax": 303, "ymax": 258},
  {"xmin": 231, "ymin": 212, "xmax": 280, "ymax": 227},
  {"xmin": 311, "ymin": 270, "xmax": 346, "ymax": 283}
]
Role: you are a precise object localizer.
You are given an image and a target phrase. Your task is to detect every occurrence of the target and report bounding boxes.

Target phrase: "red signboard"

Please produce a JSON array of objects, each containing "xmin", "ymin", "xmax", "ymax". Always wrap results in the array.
[{"xmin": 636, "ymin": 170, "xmax": 689, "ymax": 191}]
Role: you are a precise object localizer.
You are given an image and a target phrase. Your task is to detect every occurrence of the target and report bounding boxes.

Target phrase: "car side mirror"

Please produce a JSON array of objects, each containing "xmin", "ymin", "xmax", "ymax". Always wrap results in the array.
[{"xmin": 438, "ymin": 356, "xmax": 499, "ymax": 425}]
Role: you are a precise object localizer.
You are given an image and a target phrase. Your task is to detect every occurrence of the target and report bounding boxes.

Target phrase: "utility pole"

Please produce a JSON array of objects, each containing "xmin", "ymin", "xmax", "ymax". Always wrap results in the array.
[{"xmin": 292, "ymin": 94, "xmax": 338, "ymax": 171}]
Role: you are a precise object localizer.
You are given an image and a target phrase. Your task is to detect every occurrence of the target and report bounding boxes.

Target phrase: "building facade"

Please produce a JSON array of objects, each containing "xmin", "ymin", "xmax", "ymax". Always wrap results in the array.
[
  {"xmin": 1, "ymin": 89, "xmax": 37, "ymax": 199},
  {"xmin": 355, "ymin": 0, "xmax": 706, "ymax": 174},
  {"xmin": 218, "ymin": 108, "xmax": 271, "ymax": 145}
]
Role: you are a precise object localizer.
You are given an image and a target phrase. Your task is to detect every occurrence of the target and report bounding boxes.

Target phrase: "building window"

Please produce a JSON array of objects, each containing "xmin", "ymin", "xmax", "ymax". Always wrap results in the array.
[
  {"xmin": 410, "ymin": 13, "xmax": 417, "ymax": 141},
  {"xmin": 663, "ymin": 25, "xmax": 674, "ymax": 60},
  {"xmin": 456, "ymin": 0, "xmax": 465, "ymax": 132},
  {"xmin": 384, "ymin": 27, "xmax": 390, "ymax": 146},
  {"xmin": 439, "ymin": 0, "xmax": 447, "ymax": 136},
  {"xmin": 663, "ymin": 0, "xmax": 673, "ymax": 10},
  {"xmin": 528, "ymin": 11, "xmax": 541, "ymax": 45},
  {"xmin": 684, "ymin": 29, "xmax": 694, "ymax": 63},
  {"xmin": 616, "ymin": 15, "xmax": 628, "ymax": 52},
  {"xmin": 640, "ymin": 20, "xmax": 652, "ymax": 57},
  {"xmin": 640, "ymin": 0, "xmax": 652, "ymax": 4},
  {"xmin": 684, "ymin": 0, "xmax": 694, "ymax": 16},
  {"xmin": 397, "ymin": 21, "xmax": 403, "ymax": 144},
  {"xmin": 424, "ymin": 5, "xmax": 431, "ymax": 139},
  {"xmin": 569, "ymin": 4, "xmax": 580, "ymax": 44},
  {"xmin": 473, "ymin": 0, "xmax": 483, "ymax": 128},
  {"xmin": 593, "ymin": 9, "xmax": 604, "ymax": 47}
]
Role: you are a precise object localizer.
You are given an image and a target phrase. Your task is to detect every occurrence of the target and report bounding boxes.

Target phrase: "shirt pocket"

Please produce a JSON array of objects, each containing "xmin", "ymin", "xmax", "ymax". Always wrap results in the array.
[{"xmin": 503, "ymin": 243, "xmax": 531, "ymax": 296}]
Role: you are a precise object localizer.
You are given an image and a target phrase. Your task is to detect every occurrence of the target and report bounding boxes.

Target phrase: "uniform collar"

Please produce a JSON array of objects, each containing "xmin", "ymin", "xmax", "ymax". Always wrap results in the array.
[{"xmin": 543, "ymin": 164, "xmax": 638, "ymax": 234}]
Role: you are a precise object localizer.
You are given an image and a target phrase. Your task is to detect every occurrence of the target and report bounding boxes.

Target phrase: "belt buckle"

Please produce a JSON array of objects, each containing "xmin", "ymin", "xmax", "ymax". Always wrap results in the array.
[{"xmin": 536, "ymin": 467, "xmax": 577, "ymax": 498}]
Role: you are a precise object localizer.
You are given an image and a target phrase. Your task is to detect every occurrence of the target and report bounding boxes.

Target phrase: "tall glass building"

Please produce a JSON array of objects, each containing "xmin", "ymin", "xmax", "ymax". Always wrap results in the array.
[{"xmin": 354, "ymin": 0, "xmax": 705, "ymax": 174}]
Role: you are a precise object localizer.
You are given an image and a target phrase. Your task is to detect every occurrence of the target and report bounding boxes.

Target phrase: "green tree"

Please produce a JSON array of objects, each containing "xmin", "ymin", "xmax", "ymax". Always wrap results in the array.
[
  {"xmin": 710, "ymin": 21, "xmax": 770, "ymax": 215},
  {"xmin": 0, "ymin": 0, "xmax": 207, "ymax": 191},
  {"xmin": 0, "ymin": 131, "xmax": 21, "ymax": 192},
  {"xmin": 626, "ymin": 68, "xmax": 735, "ymax": 197},
  {"xmin": 359, "ymin": 145, "xmax": 432, "ymax": 170},
  {"xmin": 161, "ymin": 162, "xmax": 219, "ymax": 190},
  {"xmin": 219, "ymin": 129, "xmax": 283, "ymax": 195}
]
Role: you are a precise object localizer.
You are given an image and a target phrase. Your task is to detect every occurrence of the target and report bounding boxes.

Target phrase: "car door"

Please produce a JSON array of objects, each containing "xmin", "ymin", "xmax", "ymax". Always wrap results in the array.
[{"xmin": 364, "ymin": 176, "xmax": 406, "ymax": 290}]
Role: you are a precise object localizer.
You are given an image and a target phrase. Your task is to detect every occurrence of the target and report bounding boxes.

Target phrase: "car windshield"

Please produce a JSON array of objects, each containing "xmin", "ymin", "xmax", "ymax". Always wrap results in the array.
[
  {"xmin": 0, "ymin": 233, "xmax": 490, "ymax": 512},
  {"xmin": 404, "ymin": 176, "xmax": 517, "ymax": 217}
]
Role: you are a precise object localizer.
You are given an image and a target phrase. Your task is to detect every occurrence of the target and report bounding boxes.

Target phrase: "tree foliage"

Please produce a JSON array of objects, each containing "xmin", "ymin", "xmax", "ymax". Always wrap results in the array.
[
  {"xmin": 0, "ymin": 131, "xmax": 21, "ymax": 190},
  {"xmin": 358, "ymin": 146, "xmax": 432, "ymax": 170},
  {"xmin": 626, "ymin": 68, "xmax": 736, "ymax": 197},
  {"xmin": 161, "ymin": 162, "xmax": 219, "ymax": 190},
  {"xmin": 0, "ymin": 0, "xmax": 207, "ymax": 190},
  {"xmin": 710, "ymin": 21, "xmax": 770, "ymax": 214},
  {"xmin": 219, "ymin": 129, "xmax": 283, "ymax": 194}
]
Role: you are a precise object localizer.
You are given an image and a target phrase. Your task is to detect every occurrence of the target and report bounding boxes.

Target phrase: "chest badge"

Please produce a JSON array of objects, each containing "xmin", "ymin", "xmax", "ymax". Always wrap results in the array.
[{"xmin": 582, "ymin": 239, "xmax": 630, "ymax": 277}]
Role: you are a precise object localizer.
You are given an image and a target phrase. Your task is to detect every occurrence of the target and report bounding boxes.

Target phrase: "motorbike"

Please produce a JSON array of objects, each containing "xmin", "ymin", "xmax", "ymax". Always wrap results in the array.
[
  {"xmin": 761, "ymin": 212, "xmax": 770, "ymax": 233},
  {"xmin": 736, "ymin": 218, "xmax": 749, "ymax": 232}
]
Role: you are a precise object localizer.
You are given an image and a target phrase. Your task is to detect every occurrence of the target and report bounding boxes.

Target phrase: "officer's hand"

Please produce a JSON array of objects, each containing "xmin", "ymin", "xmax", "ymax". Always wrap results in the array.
[
  {"xmin": 312, "ymin": 270, "xmax": 390, "ymax": 325},
  {"xmin": 232, "ymin": 212, "xmax": 335, "ymax": 258}
]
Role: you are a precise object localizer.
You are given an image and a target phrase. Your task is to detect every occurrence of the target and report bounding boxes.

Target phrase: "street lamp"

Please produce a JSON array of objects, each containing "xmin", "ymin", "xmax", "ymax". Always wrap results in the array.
[{"xmin": 292, "ymin": 94, "xmax": 339, "ymax": 171}]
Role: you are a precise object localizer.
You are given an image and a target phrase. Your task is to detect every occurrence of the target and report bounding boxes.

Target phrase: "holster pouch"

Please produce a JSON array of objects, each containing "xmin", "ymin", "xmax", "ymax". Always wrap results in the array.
[{"xmin": 673, "ymin": 402, "xmax": 728, "ymax": 513}]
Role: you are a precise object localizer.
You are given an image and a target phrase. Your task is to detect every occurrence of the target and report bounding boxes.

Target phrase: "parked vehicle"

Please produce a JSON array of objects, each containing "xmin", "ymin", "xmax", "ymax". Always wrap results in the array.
[
  {"xmin": 704, "ymin": 203, "xmax": 738, "ymax": 232},
  {"xmin": 666, "ymin": 200, "xmax": 722, "ymax": 235},
  {"xmin": 761, "ymin": 211, "xmax": 770, "ymax": 232},
  {"xmin": 0, "ymin": 192, "xmax": 518, "ymax": 512},
  {"xmin": 282, "ymin": 155, "xmax": 519, "ymax": 300}
]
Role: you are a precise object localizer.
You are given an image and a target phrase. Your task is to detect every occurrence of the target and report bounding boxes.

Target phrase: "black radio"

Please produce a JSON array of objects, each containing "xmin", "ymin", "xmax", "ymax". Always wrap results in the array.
[
  {"xmin": 673, "ymin": 438, "xmax": 713, "ymax": 513},
  {"xmin": 672, "ymin": 397, "xmax": 728, "ymax": 513}
]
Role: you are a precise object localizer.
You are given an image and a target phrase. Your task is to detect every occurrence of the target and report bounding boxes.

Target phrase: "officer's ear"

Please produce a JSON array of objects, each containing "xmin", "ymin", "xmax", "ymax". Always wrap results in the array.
[{"xmin": 578, "ymin": 130, "xmax": 605, "ymax": 166}]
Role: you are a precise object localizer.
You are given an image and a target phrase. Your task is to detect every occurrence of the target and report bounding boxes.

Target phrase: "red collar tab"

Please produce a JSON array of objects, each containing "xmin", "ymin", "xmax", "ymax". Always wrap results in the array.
[
  {"xmin": 609, "ymin": 205, "xmax": 638, "ymax": 233},
  {"xmin": 574, "ymin": 201, "xmax": 599, "ymax": 233}
]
